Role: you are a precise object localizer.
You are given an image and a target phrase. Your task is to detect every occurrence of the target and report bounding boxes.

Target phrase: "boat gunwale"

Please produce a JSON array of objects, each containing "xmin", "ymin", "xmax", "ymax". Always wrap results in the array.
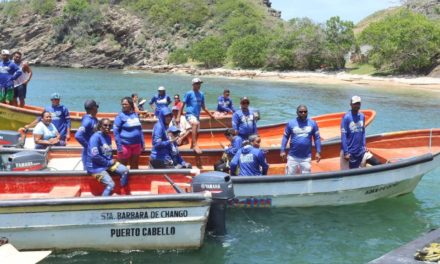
[{"xmin": 0, "ymin": 168, "xmax": 195, "ymax": 177}]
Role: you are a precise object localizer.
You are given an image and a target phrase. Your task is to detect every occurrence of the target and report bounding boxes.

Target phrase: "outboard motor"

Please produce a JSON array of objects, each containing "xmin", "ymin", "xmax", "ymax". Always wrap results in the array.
[
  {"xmin": 0, "ymin": 130, "xmax": 22, "ymax": 148},
  {"xmin": 191, "ymin": 171, "xmax": 234, "ymax": 236},
  {"xmin": 2, "ymin": 151, "xmax": 47, "ymax": 171}
]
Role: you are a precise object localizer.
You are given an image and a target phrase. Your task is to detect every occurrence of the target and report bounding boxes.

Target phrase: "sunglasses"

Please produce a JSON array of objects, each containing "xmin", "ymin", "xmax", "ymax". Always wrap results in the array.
[
  {"xmin": 298, "ymin": 111, "xmax": 307, "ymax": 114},
  {"xmin": 102, "ymin": 124, "xmax": 111, "ymax": 127}
]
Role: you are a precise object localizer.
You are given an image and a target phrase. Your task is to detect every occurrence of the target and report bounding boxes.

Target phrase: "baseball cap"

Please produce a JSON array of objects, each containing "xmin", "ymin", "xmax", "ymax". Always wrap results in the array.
[
  {"xmin": 192, "ymin": 78, "xmax": 203, "ymax": 84},
  {"xmin": 171, "ymin": 106, "xmax": 179, "ymax": 111},
  {"xmin": 50, "ymin": 93, "xmax": 61, "ymax": 100},
  {"xmin": 351, "ymin": 96, "xmax": 361, "ymax": 104},
  {"xmin": 1, "ymin": 50, "xmax": 10, "ymax": 55},
  {"xmin": 84, "ymin": 99, "xmax": 99, "ymax": 110},
  {"xmin": 168, "ymin": 126, "xmax": 181, "ymax": 133},
  {"xmin": 158, "ymin": 86, "xmax": 166, "ymax": 91},
  {"xmin": 240, "ymin": 96, "xmax": 250, "ymax": 103}
]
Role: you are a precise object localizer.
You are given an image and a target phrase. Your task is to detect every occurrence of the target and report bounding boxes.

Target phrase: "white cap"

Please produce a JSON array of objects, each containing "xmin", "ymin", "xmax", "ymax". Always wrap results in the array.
[
  {"xmin": 192, "ymin": 78, "xmax": 203, "ymax": 84},
  {"xmin": 158, "ymin": 86, "xmax": 166, "ymax": 91},
  {"xmin": 351, "ymin": 95, "xmax": 361, "ymax": 104},
  {"xmin": 1, "ymin": 49, "xmax": 10, "ymax": 55}
]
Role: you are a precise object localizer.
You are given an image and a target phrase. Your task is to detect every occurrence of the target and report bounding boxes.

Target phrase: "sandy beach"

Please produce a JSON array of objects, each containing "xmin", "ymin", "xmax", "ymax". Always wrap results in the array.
[{"xmin": 135, "ymin": 65, "xmax": 440, "ymax": 92}]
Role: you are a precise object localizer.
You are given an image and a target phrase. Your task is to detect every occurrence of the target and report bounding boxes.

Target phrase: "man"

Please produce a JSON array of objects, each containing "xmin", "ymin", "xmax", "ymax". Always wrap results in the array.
[
  {"xmin": 216, "ymin": 89, "xmax": 235, "ymax": 114},
  {"xmin": 230, "ymin": 134, "xmax": 269, "ymax": 176},
  {"xmin": 0, "ymin": 50, "xmax": 21, "ymax": 105},
  {"xmin": 12, "ymin": 51, "xmax": 32, "ymax": 107},
  {"xmin": 149, "ymin": 86, "xmax": 171, "ymax": 117},
  {"xmin": 232, "ymin": 96, "xmax": 258, "ymax": 142},
  {"xmin": 176, "ymin": 78, "xmax": 216, "ymax": 154},
  {"xmin": 280, "ymin": 105, "xmax": 321, "ymax": 175},
  {"xmin": 214, "ymin": 128, "xmax": 243, "ymax": 172},
  {"xmin": 341, "ymin": 96, "xmax": 381, "ymax": 169},
  {"xmin": 25, "ymin": 93, "xmax": 71, "ymax": 145},
  {"xmin": 75, "ymin": 99, "xmax": 99, "ymax": 170},
  {"xmin": 149, "ymin": 108, "xmax": 175, "ymax": 168},
  {"xmin": 170, "ymin": 105, "xmax": 191, "ymax": 146}
]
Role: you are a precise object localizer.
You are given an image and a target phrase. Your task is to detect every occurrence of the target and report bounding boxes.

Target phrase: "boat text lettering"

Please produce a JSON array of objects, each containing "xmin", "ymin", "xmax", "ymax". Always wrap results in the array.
[
  {"xmin": 101, "ymin": 210, "xmax": 189, "ymax": 220},
  {"xmin": 110, "ymin": 227, "xmax": 176, "ymax": 237},
  {"xmin": 365, "ymin": 183, "xmax": 398, "ymax": 195}
]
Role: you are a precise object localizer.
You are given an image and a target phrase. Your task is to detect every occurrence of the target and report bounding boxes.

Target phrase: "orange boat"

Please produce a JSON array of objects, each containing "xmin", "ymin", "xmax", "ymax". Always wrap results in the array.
[
  {"xmin": 0, "ymin": 103, "xmax": 231, "ymax": 130},
  {"xmin": 20, "ymin": 109, "xmax": 376, "ymax": 150}
]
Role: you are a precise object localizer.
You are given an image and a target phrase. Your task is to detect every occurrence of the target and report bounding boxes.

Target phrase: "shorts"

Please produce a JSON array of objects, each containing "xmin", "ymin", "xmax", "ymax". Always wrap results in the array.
[
  {"xmin": 0, "ymin": 86, "xmax": 13, "ymax": 102},
  {"xmin": 117, "ymin": 143, "xmax": 142, "ymax": 160},
  {"xmin": 14, "ymin": 84, "xmax": 27, "ymax": 99},
  {"xmin": 186, "ymin": 114, "xmax": 200, "ymax": 125},
  {"xmin": 286, "ymin": 155, "xmax": 312, "ymax": 175}
]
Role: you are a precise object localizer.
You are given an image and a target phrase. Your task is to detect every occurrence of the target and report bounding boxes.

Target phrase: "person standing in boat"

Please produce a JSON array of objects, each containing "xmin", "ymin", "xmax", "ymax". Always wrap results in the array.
[
  {"xmin": 176, "ymin": 78, "xmax": 216, "ymax": 154},
  {"xmin": 232, "ymin": 96, "xmax": 258, "ymax": 143},
  {"xmin": 230, "ymin": 134, "xmax": 269, "ymax": 176},
  {"xmin": 114, "ymin": 97, "xmax": 144, "ymax": 169},
  {"xmin": 33, "ymin": 110, "xmax": 62, "ymax": 149},
  {"xmin": 24, "ymin": 93, "xmax": 71, "ymax": 145},
  {"xmin": 149, "ymin": 86, "xmax": 171, "ymax": 118},
  {"xmin": 75, "ymin": 99, "xmax": 99, "ymax": 170},
  {"xmin": 87, "ymin": 118, "xmax": 129, "ymax": 196},
  {"xmin": 280, "ymin": 105, "xmax": 321, "ymax": 174},
  {"xmin": 12, "ymin": 51, "xmax": 32, "ymax": 108},
  {"xmin": 0, "ymin": 49, "xmax": 22, "ymax": 105},
  {"xmin": 215, "ymin": 89, "xmax": 235, "ymax": 116},
  {"xmin": 341, "ymin": 96, "xmax": 381, "ymax": 169}
]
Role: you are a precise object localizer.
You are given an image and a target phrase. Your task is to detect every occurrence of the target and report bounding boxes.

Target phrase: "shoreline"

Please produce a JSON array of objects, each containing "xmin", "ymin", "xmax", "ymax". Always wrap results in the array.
[{"xmin": 131, "ymin": 65, "xmax": 440, "ymax": 92}]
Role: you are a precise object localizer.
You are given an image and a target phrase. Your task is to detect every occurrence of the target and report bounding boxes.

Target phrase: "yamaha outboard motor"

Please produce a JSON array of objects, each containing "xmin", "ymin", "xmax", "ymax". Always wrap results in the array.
[
  {"xmin": 1, "ymin": 151, "xmax": 47, "ymax": 171},
  {"xmin": 0, "ymin": 130, "xmax": 22, "ymax": 148},
  {"xmin": 191, "ymin": 171, "xmax": 234, "ymax": 236}
]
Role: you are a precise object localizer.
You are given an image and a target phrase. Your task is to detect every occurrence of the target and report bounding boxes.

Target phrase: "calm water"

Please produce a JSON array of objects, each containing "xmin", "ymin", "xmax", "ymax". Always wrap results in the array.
[{"xmin": 6, "ymin": 67, "xmax": 440, "ymax": 263}]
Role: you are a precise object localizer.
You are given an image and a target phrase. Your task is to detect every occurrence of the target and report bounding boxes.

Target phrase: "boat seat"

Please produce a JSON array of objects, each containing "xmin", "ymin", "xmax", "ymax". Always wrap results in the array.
[
  {"xmin": 312, "ymin": 158, "xmax": 341, "ymax": 172},
  {"xmin": 150, "ymin": 181, "xmax": 192, "ymax": 194},
  {"xmin": 47, "ymin": 186, "xmax": 81, "ymax": 198},
  {"xmin": 368, "ymin": 147, "xmax": 429, "ymax": 163}
]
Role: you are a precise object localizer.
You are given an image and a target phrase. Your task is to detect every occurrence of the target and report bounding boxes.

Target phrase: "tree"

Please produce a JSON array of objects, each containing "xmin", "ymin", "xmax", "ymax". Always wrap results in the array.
[
  {"xmin": 323, "ymin": 16, "xmax": 355, "ymax": 69},
  {"xmin": 227, "ymin": 35, "xmax": 269, "ymax": 68},
  {"xmin": 360, "ymin": 9, "xmax": 440, "ymax": 74},
  {"xmin": 191, "ymin": 36, "xmax": 227, "ymax": 68}
]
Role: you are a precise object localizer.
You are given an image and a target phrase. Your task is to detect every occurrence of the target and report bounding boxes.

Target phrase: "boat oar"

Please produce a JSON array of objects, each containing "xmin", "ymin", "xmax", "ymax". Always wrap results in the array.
[{"xmin": 163, "ymin": 174, "xmax": 184, "ymax": 193}]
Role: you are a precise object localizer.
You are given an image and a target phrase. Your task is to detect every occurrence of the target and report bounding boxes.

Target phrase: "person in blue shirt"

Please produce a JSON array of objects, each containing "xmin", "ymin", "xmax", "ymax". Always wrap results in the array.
[
  {"xmin": 232, "ymin": 96, "xmax": 258, "ymax": 142},
  {"xmin": 87, "ymin": 118, "xmax": 129, "ymax": 196},
  {"xmin": 75, "ymin": 99, "xmax": 99, "ymax": 170},
  {"xmin": 214, "ymin": 128, "xmax": 243, "ymax": 172},
  {"xmin": 149, "ymin": 86, "xmax": 171, "ymax": 117},
  {"xmin": 280, "ymin": 105, "xmax": 321, "ymax": 174},
  {"xmin": 216, "ymin": 89, "xmax": 235, "ymax": 114},
  {"xmin": 25, "ymin": 93, "xmax": 71, "ymax": 145},
  {"xmin": 176, "ymin": 78, "xmax": 216, "ymax": 154},
  {"xmin": 230, "ymin": 134, "xmax": 269, "ymax": 176},
  {"xmin": 341, "ymin": 96, "xmax": 381, "ymax": 169},
  {"xmin": 0, "ymin": 49, "xmax": 21, "ymax": 105},
  {"xmin": 114, "ymin": 97, "xmax": 144, "ymax": 169}
]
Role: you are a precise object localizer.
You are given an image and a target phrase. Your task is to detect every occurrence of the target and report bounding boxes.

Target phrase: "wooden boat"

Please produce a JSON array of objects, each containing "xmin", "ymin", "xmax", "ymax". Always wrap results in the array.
[
  {"xmin": 20, "ymin": 109, "xmax": 376, "ymax": 150},
  {"xmin": 0, "ymin": 168, "xmax": 216, "ymax": 251},
  {"xmin": 0, "ymin": 103, "xmax": 231, "ymax": 130}
]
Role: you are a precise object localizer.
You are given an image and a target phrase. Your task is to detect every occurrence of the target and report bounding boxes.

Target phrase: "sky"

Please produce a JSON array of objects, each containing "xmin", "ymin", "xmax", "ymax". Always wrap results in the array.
[{"xmin": 270, "ymin": 0, "xmax": 401, "ymax": 24}]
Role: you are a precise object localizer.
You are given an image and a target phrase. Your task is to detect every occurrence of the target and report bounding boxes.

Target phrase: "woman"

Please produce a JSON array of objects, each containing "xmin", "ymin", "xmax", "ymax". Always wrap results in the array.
[
  {"xmin": 33, "ymin": 110, "xmax": 63, "ymax": 149},
  {"xmin": 113, "ymin": 97, "xmax": 144, "ymax": 169},
  {"xmin": 87, "ymin": 118, "xmax": 129, "ymax": 196}
]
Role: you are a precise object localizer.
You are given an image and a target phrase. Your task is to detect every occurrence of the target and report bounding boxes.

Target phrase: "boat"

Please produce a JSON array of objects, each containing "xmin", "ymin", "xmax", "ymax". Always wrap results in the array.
[
  {"xmin": 0, "ymin": 243, "xmax": 51, "ymax": 264},
  {"xmin": 0, "ymin": 168, "xmax": 234, "ymax": 250},
  {"xmin": 18, "ymin": 109, "xmax": 376, "ymax": 150},
  {"xmin": 0, "ymin": 103, "xmax": 232, "ymax": 130}
]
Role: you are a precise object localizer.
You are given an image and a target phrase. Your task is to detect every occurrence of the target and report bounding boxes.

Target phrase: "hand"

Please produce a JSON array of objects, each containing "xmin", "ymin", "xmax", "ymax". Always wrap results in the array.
[
  {"xmin": 344, "ymin": 153, "xmax": 350, "ymax": 161},
  {"xmin": 176, "ymin": 137, "xmax": 183, "ymax": 145},
  {"xmin": 65, "ymin": 133, "xmax": 70, "ymax": 141},
  {"xmin": 280, "ymin": 152, "xmax": 286, "ymax": 161},
  {"xmin": 315, "ymin": 153, "xmax": 321, "ymax": 163},
  {"xmin": 24, "ymin": 125, "xmax": 29, "ymax": 130}
]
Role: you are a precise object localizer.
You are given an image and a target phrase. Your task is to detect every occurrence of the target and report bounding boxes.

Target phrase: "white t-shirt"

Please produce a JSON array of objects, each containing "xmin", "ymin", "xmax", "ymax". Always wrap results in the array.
[
  {"xmin": 33, "ymin": 121, "xmax": 58, "ymax": 140},
  {"xmin": 170, "ymin": 116, "xmax": 191, "ymax": 135}
]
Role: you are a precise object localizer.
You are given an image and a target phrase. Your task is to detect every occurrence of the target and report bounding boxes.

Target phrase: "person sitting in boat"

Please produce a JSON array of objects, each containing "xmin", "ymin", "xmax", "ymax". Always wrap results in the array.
[
  {"xmin": 33, "ymin": 110, "xmax": 63, "ymax": 149},
  {"xmin": 280, "ymin": 105, "xmax": 321, "ymax": 174},
  {"xmin": 149, "ymin": 86, "xmax": 171, "ymax": 118},
  {"xmin": 167, "ymin": 126, "xmax": 192, "ymax": 169},
  {"xmin": 230, "ymin": 134, "xmax": 269, "ymax": 176},
  {"xmin": 173, "ymin": 94, "xmax": 183, "ymax": 112},
  {"xmin": 114, "ymin": 97, "xmax": 144, "ymax": 169},
  {"xmin": 214, "ymin": 128, "xmax": 243, "ymax": 172},
  {"xmin": 169, "ymin": 105, "xmax": 191, "ymax": 146},
  {"xmin": 232, "ymin": 96, "xmax": 258, "ymax": 143},
  {"xmin": 24, "ymin": 93, "xmax": 71, "ymax": 145},
  {"xmin": 131, "ymin": 93, "xmax": 143, "ymax": 112},
  {"xmin": 87, "ymin": 118, "xmax": 129, "ymax": 196},
  {"xmin": 75, "ymin": 99, "xmax": 99, "ymax": 170},
  {"xmin": 341, "ymin": 96, "xmax": 381, "ymax": 169},
  {"xmin": 215, "ymin": 89, "xmax": 235, "ymax": 116}
]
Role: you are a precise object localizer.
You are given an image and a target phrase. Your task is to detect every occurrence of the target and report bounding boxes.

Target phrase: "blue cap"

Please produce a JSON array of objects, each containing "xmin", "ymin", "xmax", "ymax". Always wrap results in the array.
[
  {"xmin": 168, "ymin": 126, "xmax": 180, "ymax": 133},
  {"xmin": 50, "ymin": 93, "xmax": 61, "ymax": 100}
]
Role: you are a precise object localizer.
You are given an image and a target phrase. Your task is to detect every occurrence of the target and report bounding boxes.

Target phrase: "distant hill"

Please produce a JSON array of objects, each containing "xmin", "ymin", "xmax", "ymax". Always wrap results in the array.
[{"xmin": 354, "ymin": 7, "xmax": 402, "ymax": 36}]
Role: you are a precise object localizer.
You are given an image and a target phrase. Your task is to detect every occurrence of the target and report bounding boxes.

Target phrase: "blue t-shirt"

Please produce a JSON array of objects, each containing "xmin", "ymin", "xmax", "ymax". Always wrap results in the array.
[
  {"xmin": 0, "ymin": 60, "xmax": 21, "ymax": 88},
  {"xmin": 281, "ymin": 118, "xmax": 321, "ymax": 159},
  {"xmin": 216, "ymin": 96, "xmax": 235, "ymax": 113},
  {"xmin": 75, "ymin": 114, "xmax": 98, "ymax": 148},
  {"xmin": 341, "ymin": 111, "xmax": 366, "ymax": 156},
  {"xmin": 149, "ymin": 94, "xmax": 171, "ymax": 116},
  {"xmin": 230, "ymin": 145, "xmax": 269, "ymax": 176},
  {"xmin": 232, "ymin": 109, "xmax": 257, "ymax": 139},
  {"xmin": 41, "ymin": 105, "xmax": 71, "ymax": 140},
  {"xmin": 225, "ymin": 136, "xmax": 243, "ymax": 157},
  {"xmin": 183, "ymin": 90, "xmax": 205, "ymax": 119},
  {"xmin": 113, "ymin": 111, "xmax": 144, "ymax": 152},
  {"xmin": 86, "ymin": 131, "xmax": 113, "ymax": 174}
]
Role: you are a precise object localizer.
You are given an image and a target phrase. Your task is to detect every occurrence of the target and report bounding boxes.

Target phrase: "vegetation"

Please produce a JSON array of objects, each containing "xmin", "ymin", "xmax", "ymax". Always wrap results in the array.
[
  {"xmin": 190, "ymin": 36, "xmax": 227, "ymax": 68},
  {"xmin": 31, "ymin": 0, "xmax": 56, "ymax": 16},
  {"xmin": 168, "ymin": 49, "xmax": 189, "ymax": 64}
]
